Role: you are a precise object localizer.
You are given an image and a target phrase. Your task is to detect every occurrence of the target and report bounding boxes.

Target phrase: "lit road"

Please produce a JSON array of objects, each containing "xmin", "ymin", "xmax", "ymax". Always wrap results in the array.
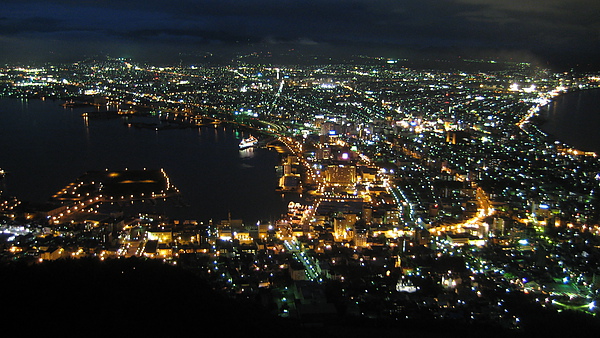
[
  {"xmin": 388, "ymin": 184, "xmax": 421, "ymax": 229},
  {"xmin": 284, "ymin": 238, "xmax": 323, "ymax": 282},
  {"xmin": 117, "ymin": 240, "xmax": 144, "ymax": 257},
  {"xmin": 430, "ymin": 184, "xmax": 495, "ymax": 236}
]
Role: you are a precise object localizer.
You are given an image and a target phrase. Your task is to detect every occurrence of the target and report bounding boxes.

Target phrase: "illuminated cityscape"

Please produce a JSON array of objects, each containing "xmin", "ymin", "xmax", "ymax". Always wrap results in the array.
[{"xmin": 2, "ymin": 55, "xmax": 600, "ymax": 334}]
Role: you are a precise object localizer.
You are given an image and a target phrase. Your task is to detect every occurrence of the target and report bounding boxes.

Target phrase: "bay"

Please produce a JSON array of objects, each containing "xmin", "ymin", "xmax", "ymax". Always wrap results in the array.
[
  {"xmin": 0, "ymin": 97, "xmax": 290, "ymax": 224},
  {"xmin": 540, "ymin": 88, "xmax": 600, "ymax": 153}
]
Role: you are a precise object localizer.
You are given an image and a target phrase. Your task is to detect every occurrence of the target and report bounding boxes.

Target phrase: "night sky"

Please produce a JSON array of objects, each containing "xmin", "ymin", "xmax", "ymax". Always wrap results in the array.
[{"xmin": 1, "ymin": 0, "xmax": 599, "ymax": 69}]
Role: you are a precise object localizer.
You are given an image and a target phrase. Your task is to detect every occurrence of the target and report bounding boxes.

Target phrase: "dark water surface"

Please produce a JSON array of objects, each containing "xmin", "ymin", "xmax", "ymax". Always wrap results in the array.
[
  {"xmin": 0, "ymin": 98, "xmax": 290, "ymax": 223},
  {"xmin": 540, "ymin": 88, "xmax": 600, "ymax": 153}
]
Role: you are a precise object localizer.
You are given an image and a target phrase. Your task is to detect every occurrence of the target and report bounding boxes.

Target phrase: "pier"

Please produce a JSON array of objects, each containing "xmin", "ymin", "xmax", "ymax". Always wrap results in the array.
[{"xmin": 50, "ymin": 169, "xmax": 180, "ymax": 223}]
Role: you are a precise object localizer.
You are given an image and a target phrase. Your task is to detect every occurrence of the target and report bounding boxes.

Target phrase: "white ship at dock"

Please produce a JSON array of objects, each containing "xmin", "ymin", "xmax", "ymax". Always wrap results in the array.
[{"xmin": 239, "ymin": 135, "xmax": 258, "ymax": 150}]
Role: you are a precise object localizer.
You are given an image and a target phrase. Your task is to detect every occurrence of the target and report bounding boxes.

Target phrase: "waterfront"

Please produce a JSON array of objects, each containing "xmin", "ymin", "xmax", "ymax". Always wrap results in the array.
[
  {"xmin": 0, "ymin": 97, "xmax": 290, "ymax": 223},
  {"xmin": 540, "ymin": 88, "xmax": 600, "ymax": 153}
]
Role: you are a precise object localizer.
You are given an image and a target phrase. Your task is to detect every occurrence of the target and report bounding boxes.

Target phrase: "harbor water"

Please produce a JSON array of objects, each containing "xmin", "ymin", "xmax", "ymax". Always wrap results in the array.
[{"xmin": 0, "ymin": 98, "xmax": 292, "ymax": 223}]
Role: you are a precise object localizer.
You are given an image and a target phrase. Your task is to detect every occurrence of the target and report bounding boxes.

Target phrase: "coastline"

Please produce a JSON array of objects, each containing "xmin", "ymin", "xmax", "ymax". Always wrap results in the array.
[{"xmin": 520, "ymin": 86, "xmax": 600, "ymax": 155}]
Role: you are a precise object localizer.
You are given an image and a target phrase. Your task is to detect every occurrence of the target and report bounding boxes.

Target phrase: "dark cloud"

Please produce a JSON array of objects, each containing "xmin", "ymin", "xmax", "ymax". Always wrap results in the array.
[
  {"xmin": 0, "ymin": 0, "xmax": 598, "ymax": 69},
  {"xmin": 0, "ymin": 16, "xmax": 65, "ymax": 35}
]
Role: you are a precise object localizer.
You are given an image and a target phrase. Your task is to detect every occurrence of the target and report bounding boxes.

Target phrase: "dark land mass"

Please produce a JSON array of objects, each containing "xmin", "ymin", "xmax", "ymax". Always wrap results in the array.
[
  {"xmin": 0, "ymin": 257, "xmax": 298, "ymax": 337},
  {"xmin": 1, "ymin": 258, "xmax": 599, "ymax": 337}
]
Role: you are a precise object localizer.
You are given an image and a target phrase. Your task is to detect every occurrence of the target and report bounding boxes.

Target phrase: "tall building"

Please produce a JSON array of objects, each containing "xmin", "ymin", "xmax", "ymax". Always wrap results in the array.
[
  {"xmin": 320, "ymin": 122, "xmax": 339, "ymax": 144},
  {"xmin": 333, "ymin": 214, "xmax": 358, "ymax": 241}
]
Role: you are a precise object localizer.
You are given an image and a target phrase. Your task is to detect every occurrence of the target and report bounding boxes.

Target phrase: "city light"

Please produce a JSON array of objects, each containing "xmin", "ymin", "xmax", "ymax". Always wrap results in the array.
[{"xmin": 1, "ymin": 57, "xmax": 599, "ymax": 331}]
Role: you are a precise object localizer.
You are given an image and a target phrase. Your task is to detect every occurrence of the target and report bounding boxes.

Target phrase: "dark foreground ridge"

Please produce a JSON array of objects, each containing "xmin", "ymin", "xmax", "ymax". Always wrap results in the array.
[
  {"xmin": 1, "ymin": 258, "xmax": 599, "ymax": 337},
  {"xmin": 0, "ymin": 258, "xmax": 296, "ymax": 336}
]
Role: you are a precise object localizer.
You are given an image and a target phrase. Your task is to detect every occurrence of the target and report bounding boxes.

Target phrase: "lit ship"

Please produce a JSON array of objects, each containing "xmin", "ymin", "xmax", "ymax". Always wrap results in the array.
[{"xmin": 239, "ymin": 136, "xmax": 258, "ymax": 150}]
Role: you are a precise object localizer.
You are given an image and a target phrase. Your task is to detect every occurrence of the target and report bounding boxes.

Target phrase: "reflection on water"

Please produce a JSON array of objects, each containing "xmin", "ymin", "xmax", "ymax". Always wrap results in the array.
[
  {"xmin": 0, "ymin": 97, "xmax": 292, "ymax": 223},
  {"xmin": 239, "ymin": 148, "xmax": 255, "ymax": 159}
]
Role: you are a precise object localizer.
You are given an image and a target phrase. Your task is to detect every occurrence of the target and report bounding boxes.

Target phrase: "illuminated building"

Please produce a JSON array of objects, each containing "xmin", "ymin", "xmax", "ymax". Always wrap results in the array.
[
  {"xmin": 320, "ymin": 122, "xmax": 338, "ymax": 143},
  {"xmin": 325, "ymin": 164, "xmax": 357, "ymax": 185},
  {"xmin": 217, "ymin": 219, "xmax": 243, "ymax": 241},
  {"xmin": 362, "ymin": 206, "xmax": 373, "ymax": 223},
  {"xmin": 358, "ymin": 166, "xmax": 378, "ymax": 182},
  {"xmin": 40, "ymin": 247, "xmax": 64, "ymax": 261},
  {"xmin": 279, "ymin": 174, "xmax": 301, "ymax": 192},
  {"xmin": 143, "ymin": 240, "xmax": 159, "ymax": 258},
  {"xmin": 147, "ymin": 229, "xmax": 173, "ymax": 244},
  {"xmin": 354, "ymin": 228, "xmax": 369, "ymax": 247},
  {"xmin": 333, "ymin": 213, "xmax": 359, "ymax": 241}
]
